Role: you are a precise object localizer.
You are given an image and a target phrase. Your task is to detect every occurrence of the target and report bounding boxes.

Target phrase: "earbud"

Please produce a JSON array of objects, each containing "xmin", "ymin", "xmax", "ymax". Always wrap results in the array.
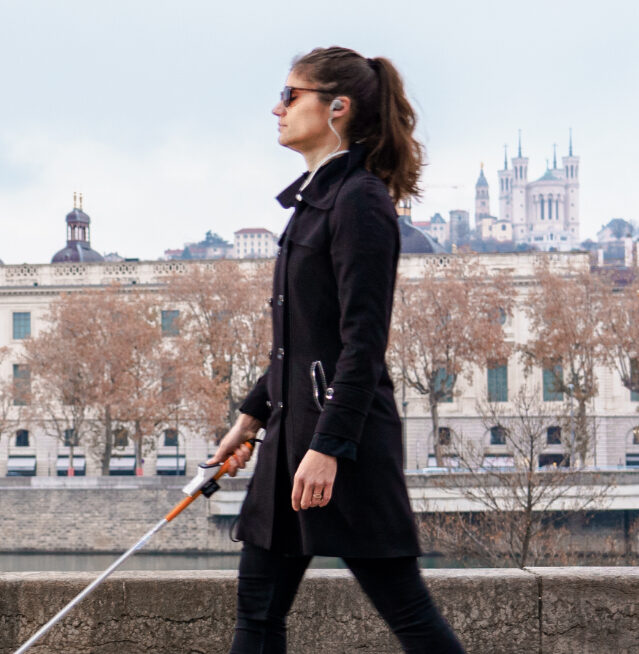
[{"xmin": 330, "ymin": 98, "xmax": 344, "ymax": 112}]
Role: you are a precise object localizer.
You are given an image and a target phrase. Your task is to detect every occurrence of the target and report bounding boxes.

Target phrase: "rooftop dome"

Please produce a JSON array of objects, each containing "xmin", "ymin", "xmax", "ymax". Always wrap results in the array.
[
  {"xmin": 65, "ymin": 207, "xmax": 91, "ymax": 224},
  {"xmin": 398, "ymin": 216, "xmax": 445, "ymax": 254},
  {"xmin": 52, "ymin": 244, "xmax": 105, "ymax": 263},
  {"xmin": 51, "ymin": 193, "xmax": 104, "ymax": 264},
  {"xmin": 536, "ymin": 169, "xmax": 562, "ymax": 182}
]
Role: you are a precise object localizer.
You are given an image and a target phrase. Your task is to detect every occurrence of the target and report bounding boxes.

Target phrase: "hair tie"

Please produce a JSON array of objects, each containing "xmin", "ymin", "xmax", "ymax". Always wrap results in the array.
[{"xmin": 366, "ymin": 57, "xmax": 379, "ymax": 71}]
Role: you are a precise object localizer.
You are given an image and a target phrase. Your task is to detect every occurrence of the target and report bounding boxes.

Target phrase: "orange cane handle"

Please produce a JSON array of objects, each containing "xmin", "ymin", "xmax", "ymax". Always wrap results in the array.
[{"xmin": 214, "ymin": 439, "xmax": 256, "ymax": 480}]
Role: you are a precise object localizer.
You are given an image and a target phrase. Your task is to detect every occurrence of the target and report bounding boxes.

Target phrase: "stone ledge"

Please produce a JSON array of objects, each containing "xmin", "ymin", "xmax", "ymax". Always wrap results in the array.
[{"xmin": 1, "ymin": 568, "xmax": 638, "ymax": 653}]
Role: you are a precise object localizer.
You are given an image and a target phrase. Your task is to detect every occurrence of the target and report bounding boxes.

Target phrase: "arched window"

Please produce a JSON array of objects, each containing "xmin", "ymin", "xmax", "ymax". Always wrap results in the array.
[
  {"xmin": 438, "ymin": 427, "xmax": 451, "ymax": 446},
  {"xmin": 490, "ymin": 425, "xmax": 508, "ymax": 445},
  {"xmin": 164, "ymin": 429, "xmax": 178, "ymax": 447},
  {"xmin": 114, "ymin": 428, "xmax": 129, "ymax": 448},
  {"xmin": 64, "ymin": 429, "xmax": 79, "ymax": 447},
  {"xmin": 15, "ymin": 429, "xmax": 29, "ymax": 447}
]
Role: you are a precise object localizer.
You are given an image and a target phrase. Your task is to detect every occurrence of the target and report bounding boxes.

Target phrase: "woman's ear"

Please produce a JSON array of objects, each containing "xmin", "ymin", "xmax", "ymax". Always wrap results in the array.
[{"xmin": 330, "ymin": 96, "xmax": 351, "ymax": 118}]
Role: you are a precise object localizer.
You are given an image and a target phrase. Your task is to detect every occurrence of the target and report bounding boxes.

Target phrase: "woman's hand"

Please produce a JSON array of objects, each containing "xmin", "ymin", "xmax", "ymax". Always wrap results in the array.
[
  {"xmin": 206, "ymin": 414, "xmax": 263, "ymax": 477},
  {"xmin": 292, "ymin": 450, "xmax": 337, "ymax": 511}
]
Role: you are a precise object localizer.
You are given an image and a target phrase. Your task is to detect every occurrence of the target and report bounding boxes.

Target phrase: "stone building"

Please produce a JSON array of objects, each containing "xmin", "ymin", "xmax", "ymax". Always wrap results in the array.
[
  {"xmin": 496, "ymin": 132, "xmax": 580, "ymax": 251},
  {"xmin": 3, "ymin": 250, "xmax": 639, "ymax": 477},
  {"xmin": 233, "ymin": 228, "xmax": 278, "ymax": 259}
]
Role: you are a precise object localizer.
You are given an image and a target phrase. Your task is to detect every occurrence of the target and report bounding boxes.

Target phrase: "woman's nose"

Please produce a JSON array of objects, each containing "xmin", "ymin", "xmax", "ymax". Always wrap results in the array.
[{"xmin": 272, "ymin": 102, "xmax": 285, "ymax": 116}]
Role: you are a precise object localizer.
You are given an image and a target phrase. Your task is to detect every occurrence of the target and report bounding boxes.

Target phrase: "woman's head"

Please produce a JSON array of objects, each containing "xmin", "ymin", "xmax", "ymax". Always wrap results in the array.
[{"xmin": 288, "ymin": 46, "xmax": 424, "ymax": 201}]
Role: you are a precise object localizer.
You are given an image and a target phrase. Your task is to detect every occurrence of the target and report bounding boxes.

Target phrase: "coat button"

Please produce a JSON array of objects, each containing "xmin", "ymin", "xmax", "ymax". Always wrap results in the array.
[
  {"xmin": 276, "ymin": 347, "xmax": 285, "ymax": 360},
  {"xmin": 266, "ymin": 400, "xmax": 272, "ymax": 408},
  {"xmin": 268, "ymin": 349, "xmax": 273, "ymax": 360},
  {"xmin": 277, "ymin": 401, "xmax": 284, "ymax": 409},
  {"xmin": 277, "ymin": 248, "xmax": 282, "ymax": 257},
  {"xmin": 325, "ymin": 387, "xmax": 334, "ymax": 399},
  {"xmin": 267, "ymin": 297, "xmax": 273, "ymax": 307},
  {"xmin": 277, "ymin": 294, "xmax": 284, "ymax": 306}
]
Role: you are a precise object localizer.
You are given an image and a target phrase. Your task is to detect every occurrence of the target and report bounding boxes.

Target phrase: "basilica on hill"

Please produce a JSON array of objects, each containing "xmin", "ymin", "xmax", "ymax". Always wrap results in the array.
[{"xmin": 475, "ymin": 131, "xmax": 580, "ymax": 251}]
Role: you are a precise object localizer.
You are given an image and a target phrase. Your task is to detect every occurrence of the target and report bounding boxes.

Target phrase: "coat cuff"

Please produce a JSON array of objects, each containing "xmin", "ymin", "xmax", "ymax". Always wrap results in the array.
[
  {"xmin": 313, "ymin": 382, "xmax": 374, "ymax": 444},
  {"xmin": 238, "ymin": 372, "xmax": 271, "ymax": 424},
  {"xmin": 309, "ymin": 433, "xmax": 357, "ymax": 461}
]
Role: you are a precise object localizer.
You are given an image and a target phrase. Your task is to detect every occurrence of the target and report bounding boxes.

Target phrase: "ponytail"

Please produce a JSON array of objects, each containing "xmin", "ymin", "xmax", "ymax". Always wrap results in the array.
[{"xmin": 293, "ymin": 47, "xmax": 424, "ymax": 202}]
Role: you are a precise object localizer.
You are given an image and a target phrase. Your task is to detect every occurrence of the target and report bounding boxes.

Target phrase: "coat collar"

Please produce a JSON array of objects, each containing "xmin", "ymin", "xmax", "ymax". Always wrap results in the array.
[{"xmin": 276, "ymin": 144, "xmax": 368, "ymax": 211}]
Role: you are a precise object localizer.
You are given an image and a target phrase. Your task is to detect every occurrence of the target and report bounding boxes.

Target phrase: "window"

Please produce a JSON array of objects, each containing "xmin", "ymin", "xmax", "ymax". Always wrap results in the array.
[
  {"xmin": 633, "ymin": 426, "xmax": 639, "ymax": 445},
  {"xmin": 438, "ymin": 427, "xmax": 451, "ymax": 446},
  {"xmin": 434, "ymin": 368, "xmax": 454, "ymax": 402},
  {"xmin": 543, "ymin": 361, "xmax": 564, "ymax": 401},
  {"xmin": 64, "ymin": 428, "xmax": 79, "ymax": 447},
  {"xmin": 161, "ymin": 310, "xmax": 179, "ymax": 336},
  {"xmin": 630, "ymin": 359, "xmax": 639, "ymax": 402},
  {"xmin": 493, "ymin": 307, "xmax": 507, "ymax": 326},
  {"xmin": 164, "ymin": 428, "xmax": 178, "ymax": 447},
  {"xmin": 13, "ymin": 364, "xmax": 31, "ymax": 406},
  {"xmin": 487, "ymin": 360, "xmax": 508, "ymax": 402},
  {"xmin": 15, "ymin": 429, "xmax": 29, "ymax": 447},
  {"xmin": 114, "ymin": 428, "xmax": 129, "ymax": 448},
  {"xmin": 13, "ymin": 312, "xmax": 31, "ymax": 339},
  {"xmin": 547, "ymin": 426, "xmax": 562, "ymax": 445},
  {"xmin": 490, "ymin": 425, "xmax": 507, "ymax": 445}
]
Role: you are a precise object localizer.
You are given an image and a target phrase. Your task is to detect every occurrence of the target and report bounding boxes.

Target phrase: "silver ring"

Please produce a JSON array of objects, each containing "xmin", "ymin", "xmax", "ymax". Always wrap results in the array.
[{"xmin": 312, "ymin": 493, "xmax": 323, "ymax": 499}]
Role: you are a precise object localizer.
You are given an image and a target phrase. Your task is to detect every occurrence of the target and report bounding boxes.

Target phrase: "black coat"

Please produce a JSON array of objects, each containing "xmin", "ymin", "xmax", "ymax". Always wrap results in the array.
[{"xmin": 237, "ymin": 145, "xmax": 420, "ymax": 558}]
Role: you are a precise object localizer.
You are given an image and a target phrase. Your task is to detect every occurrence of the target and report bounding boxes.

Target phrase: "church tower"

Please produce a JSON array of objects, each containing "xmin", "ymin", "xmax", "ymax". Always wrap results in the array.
[
  {"xmin": 498, "ymin": 145, "xmax": 513, "ymax": 223},
  {"xmin": 475, "ymin": 163, "xmax": 490, "ymax": 222},
  {"xmin": 561, "ymin": 129, "xmax": 580, "ymax": 247},
  {"xmin": 510, "ymin": 130, "xmax": 529, "ymax": 241}
]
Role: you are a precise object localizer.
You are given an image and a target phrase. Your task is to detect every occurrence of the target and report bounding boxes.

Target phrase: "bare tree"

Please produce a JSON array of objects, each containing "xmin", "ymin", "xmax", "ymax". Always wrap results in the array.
[
  {"xmin": 423, "ymin": 383, "xmax": 611, "ymax": 568},
  {"xmin": 25, "ymin": 286, "xmax": 187, "ymax": 474},
  {"xmin": 164, "ymin": 261, "xmax": 271, "ymax": 436},
  {"xmin": 598, "ymin": 273, "xmax": 639, "ymax": 397},
  {"xmin": 24, "ymin": 324, "xmax": 93, "ymax": 475},
  {"xmin": 389, "ymin": 256, "xmax": 514, "ymax": 465},
  {"xmin": 522, "ymin": 266, "xmax": 607, "ymax": 465},
  {"xmin": 0, "ymin": 347, "xmax": 24, "ymax": 447}
]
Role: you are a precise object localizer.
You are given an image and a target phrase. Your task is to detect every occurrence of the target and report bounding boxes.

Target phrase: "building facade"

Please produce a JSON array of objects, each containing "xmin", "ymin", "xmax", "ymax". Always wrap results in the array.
[
  {"xmin": 233, "ymin": 228, "xmax": 278, "ymax": 259},
  {"xmin": 2, "ymin": 251, "xmax": 639, "ymax": 478},
  {"xmin": 496, "ymin": 133, "xmax": 580, "ymax": 251}
]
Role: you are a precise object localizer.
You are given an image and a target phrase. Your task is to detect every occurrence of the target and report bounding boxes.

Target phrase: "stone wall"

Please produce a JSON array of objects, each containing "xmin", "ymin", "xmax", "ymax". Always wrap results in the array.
[
  {"xmin": 2, "ymin": 474, "xmax": 639, "ymax": 556},
  {"xmin": 0, "ymin": 476, "xmax": 244, "ymax": 553},
  {"xmin": 1, "ymin": 568, "xmax": 638, "ymax": 654}
]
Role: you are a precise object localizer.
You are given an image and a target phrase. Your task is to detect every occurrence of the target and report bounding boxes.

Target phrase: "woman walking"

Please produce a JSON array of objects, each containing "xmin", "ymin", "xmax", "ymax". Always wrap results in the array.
[{"xmin": 209, "ymin": 46, "xmax": 466, "ymax": 654}]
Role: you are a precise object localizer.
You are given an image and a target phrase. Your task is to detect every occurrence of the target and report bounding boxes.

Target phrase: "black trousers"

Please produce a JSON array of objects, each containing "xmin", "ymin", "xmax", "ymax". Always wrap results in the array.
[{"xmin": 229, "ymin": 542, "xmax": 466, "ymax": 654}]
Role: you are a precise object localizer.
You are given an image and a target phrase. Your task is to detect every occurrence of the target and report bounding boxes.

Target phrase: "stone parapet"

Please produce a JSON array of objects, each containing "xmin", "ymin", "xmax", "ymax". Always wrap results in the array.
[{"xmin": 1, "ymin": 568, "xmax": 638, "ymax": 653}]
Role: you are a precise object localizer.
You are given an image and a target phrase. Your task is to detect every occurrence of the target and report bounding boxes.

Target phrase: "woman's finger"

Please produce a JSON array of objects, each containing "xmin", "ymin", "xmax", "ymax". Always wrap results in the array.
[
  {"xmin": 299, "ymin": 479, "xmax": 314, "ymax": 510},
  {"xmin": 291, "ymin": 476, "xmax": 303, "ymax": 511},
  {"xmin": 318, "ymin": 483, "xmax": 333, "ymax": 507}
]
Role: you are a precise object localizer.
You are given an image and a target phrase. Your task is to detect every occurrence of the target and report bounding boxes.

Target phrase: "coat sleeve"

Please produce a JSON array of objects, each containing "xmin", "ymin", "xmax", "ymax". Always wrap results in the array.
[
  {"xmin": 312, "ymin": 176, "xmax": 399, "ymax": 445},
  {"xmin": 238, "ymin": 367, "xmax": 272, "ymax": 425}
]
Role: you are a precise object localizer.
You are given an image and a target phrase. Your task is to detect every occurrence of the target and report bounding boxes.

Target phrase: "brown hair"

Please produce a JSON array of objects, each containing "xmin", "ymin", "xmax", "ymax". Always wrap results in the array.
[{"xmin": 292, "ymin": 46, "xmax": 424, "ymax": 202}]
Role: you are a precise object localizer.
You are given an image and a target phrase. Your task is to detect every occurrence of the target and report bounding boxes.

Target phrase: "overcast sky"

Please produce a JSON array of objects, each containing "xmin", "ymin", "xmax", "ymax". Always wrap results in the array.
[{"xmin": 0, "ymin": 0, "xmax": 637, "ymax": 264}]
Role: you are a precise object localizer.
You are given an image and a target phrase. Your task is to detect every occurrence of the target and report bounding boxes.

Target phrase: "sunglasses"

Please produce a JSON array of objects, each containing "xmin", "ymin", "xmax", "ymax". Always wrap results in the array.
[{"xmin": 280, "ymin": 85, "xmax": 334, "ymax": 108}]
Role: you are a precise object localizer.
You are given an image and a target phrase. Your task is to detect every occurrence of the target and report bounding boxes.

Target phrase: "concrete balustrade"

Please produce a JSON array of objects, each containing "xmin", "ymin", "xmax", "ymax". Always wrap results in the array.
[{"xmin": 1, "ymin": 567, "xmax": 638, "ymax": 654}]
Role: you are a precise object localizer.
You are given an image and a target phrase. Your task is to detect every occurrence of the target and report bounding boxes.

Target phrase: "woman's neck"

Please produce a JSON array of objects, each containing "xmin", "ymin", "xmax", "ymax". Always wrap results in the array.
[{"xmin": 303, "ymin": 139, "xmax": 350, "ymax": 172}]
